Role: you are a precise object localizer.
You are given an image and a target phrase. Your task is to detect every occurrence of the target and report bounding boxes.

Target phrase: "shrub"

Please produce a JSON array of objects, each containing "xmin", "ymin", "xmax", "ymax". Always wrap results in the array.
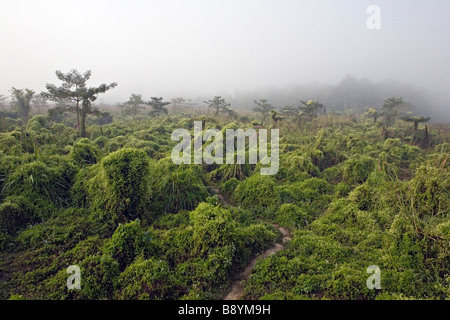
[
  {"xmin": 4, "ymin": 161, "xmax": 67, "ymax": 209},
  {"xmin": 103, "ymin": 220, "xmax": 153, "ymax": 271},
  {"xmin": 220, "ymin": 178, "xmax": 239, "ymax": 198},
  {"xmin": 95, "ymin": 148, "xmax": 150, "ymax": 220},
  {"xmin": 342, "ymin": 156, "xmax": 376, "ymax": 185},
  {"xmin": 275, "ymin": 204, "xmax": 309, "ymax": 229},
  {"xmin": 0, "ymin": 196, "xmax": 34, "ymax": 234},
  {"xmin": 116, "ymin": 257, "xmax": 173, "ymax": 300},
  {"xmin": 407, "ymin": 166, "xmax": 449, "ymax": 218},
  {"xmin": 189, "ymin": 203, "xmax": 238, "ymax": 256},
  {"xmin": 232, "ymin": 174, "xmax": 280, "ymax": 211},
  {"xmin": 155, "ymin": 165, "xmax": 209, "ymax": 214},
  {"xmin": 70, "ymin": 140, "xmax": 102, "ymax": 166}
]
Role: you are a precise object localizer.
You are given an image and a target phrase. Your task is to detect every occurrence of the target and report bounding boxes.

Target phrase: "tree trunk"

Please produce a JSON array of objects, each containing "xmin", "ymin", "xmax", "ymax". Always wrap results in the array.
[
  {"xmin": 81, "ymin": 113, "xmax": 87, "ymax": 138},
  {"xmin": 76, "ymin": 100, "xmax": 80, "ymax": 130}
]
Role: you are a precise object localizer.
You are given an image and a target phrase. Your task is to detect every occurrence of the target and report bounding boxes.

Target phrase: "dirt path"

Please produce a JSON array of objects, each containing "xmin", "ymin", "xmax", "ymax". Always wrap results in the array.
[
  {"xmin": 210, "ymin": 186, "xmax": 292, "ymax": 300},
  {"xmin": 224, "ymin": 224, "xmax": 291, "ymax": 300}
]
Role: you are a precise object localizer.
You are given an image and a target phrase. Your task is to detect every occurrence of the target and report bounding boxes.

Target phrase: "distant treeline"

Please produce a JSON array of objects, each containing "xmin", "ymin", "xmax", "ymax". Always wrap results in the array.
[{"xmin": 210, "ymin": 75, "xmax": 435, "ymax": 118}]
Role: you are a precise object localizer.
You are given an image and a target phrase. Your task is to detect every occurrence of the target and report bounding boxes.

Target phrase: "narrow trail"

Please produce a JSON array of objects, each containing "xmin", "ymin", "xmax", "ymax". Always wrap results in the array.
[
  {"xmin": 224, "ymin": 224, "xmax": 291, "ymax": 300},
  {"xmin": 210, "ymin": 187, "xmax": 292, "ymax": 300}
]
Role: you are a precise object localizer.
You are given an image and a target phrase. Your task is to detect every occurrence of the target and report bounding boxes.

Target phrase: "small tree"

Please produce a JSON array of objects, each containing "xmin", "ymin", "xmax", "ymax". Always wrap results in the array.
[
  {"xmin": 204, "ymin": 96, "xmax": 230, "ymax": 116},
  {"xmin": 401, "ymin": 115, "xmax": 431, "ymax": 131},
  {"xmin": 253, "ymin": 99, "xmax": 272, "ymax": 122},
  {"xmin": 224, "ymin": 106, "xmax": 238, "ymax": 119},
  {"xmin": 365, "ymin": 108, "xmax": 379, "ymax": 124},
  {"xmin": 147, "ymin": 97, "xmax": 170, "ymax": 117},
  {"xmin": 10, "ymin": 88, "xmax": 35, "ymax": 123},
  {"xmin": 0, "ymin": 94, "xmax": 7, "ymax": 110},
  {"xmin": 171, "ymin": 97, "xmax": 186, "ymax": 109},
  {"xmin": 42, "ymin": 70, "xmax": 117, "ymax": 136},
  {"xmin": 32, "ymin": 94, "xmax": 49, "ymax": 115},
  {"xmin": 299, "ymin": 100, "xmax": 323, "ymax": 121},
  {"xmin": 42, "ymin": 70, "xmax": 92, "ymax": 129},
  {"xmin": 382, "ymin": 97, "xmax": 405, "ymax": 127},
  {"xmin": 121, "ymin": 94, "xmax": 146, "ymax": 118},
  {"xmin": 270, "ymin": 110, "xmax": 284, "ymax": 128},
  {"xmin": 79, "ymin": 84, "xmax": 117, "ymax": 137}
]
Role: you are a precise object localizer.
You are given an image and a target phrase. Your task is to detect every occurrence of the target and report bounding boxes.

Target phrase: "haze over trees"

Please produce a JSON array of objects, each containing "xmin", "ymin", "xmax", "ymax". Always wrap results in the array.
[
  {"xmin": 0, "ymin": 64, "xmax": 447, "ymax": 302},
  {"xmin": 204, "ymin": 96, "xmax": 230, "ymax": 116},
  {"xmin": 10, "ymin": 88, "xmax": 35, "ymax": 123}
]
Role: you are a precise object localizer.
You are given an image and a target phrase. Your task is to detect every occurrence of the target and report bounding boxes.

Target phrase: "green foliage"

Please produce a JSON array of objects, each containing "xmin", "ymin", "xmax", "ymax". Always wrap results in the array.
[
  {"xmin": 3, "ymin": 161, "xmax": 73, "ymax": 210},
  {"xmin": 116, "ymin": 257, "xmax": 173, "ymax": 300},
  {"xmin": 342, "ymin": 155, "xmax": 376, "ymax": 185},
  {"xmin": 152, "ymin": 161, "xmax": 209, "ymax": 213},
  {"xmin": 0, "ymin": 196, "xmax": 34, "ymax": 235},
  {"xmin": 103, "ymin": 220, "xmax": 153, "ymax": 271},
  {"xmin": 232, "ymin": 174, "xmax": 280, "ymax": 211},
  {"xmin": 220, "ymin": 177, "xmax": 239, "ymax": 198},
  {"xmin": 0, "ymin": 105, "xmax": 448, "ymax": 301},
  {"xmin": 276, "ymin": 154, "xmax": 320, "ymax": 182},
  {"xmin": 70, "ymin": 139, "xmax": 102, "ymax": 166},
  {"xmin": 95, "ymin": 148, "xmax": 150, "ymax": 220},
  {"xmin": 275, "ymin": 204, "xmax": 310, "ymax": 229},
  {"xmin": 406, "ymin": 166, "xmax": 449, "ymax": 218},
  {"xmin": 189, "ymin": 203, "xmax": 238, "ymax": 256}
]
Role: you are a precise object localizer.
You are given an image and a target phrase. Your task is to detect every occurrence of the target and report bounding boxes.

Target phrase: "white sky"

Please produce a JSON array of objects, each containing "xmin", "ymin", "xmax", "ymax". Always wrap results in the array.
[{"xmin": 0, "ymin": 0, "xmax": 449, "ymax": 105}]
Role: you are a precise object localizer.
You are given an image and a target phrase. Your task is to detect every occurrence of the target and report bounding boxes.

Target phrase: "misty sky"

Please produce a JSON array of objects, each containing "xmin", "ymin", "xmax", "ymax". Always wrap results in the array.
[{"xmin": 0, "ymin": 0, "xmax": 449, "ymax": 105}]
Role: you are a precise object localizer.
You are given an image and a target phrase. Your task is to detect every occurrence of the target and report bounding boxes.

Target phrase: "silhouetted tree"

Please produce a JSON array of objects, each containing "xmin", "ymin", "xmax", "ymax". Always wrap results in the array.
[
  {"xmin": 10, "ymin": 88, "xmax": 35, "ymax": 123},
  {"xmin": 147, "ymin": 97, "xmax": 169, "ymax": 117},
  {"xmin": 253, "ymin": 99, "xmax": 272, "ymax": 122},
  {"xmin": 42, "ymin": 70, "xmax": 116, "ymax": 136},
  {"xmin": 382, "ymin": 97, "xmax": 405, "ymax": 127},
  {"xmin": 204, "ymin": 96, "xmax": 230, "ymax": 116},
  {"xmin": 365, "ymin": 108, "xmax": 379, "ymax": 124},
  {"xmin": 224, "ymin": 106, "xmax": 238, "ymax": 119},
  {"xmin": 299, "ymin": 100, "xmax": 323, "ymax": 121},
  {"xmin": 121, "ymin": 94, "xmax": 146, "ymax": 118},
  {"xmin": 401, "ymin": 115, "xmax": 431, "ymax": 131}
]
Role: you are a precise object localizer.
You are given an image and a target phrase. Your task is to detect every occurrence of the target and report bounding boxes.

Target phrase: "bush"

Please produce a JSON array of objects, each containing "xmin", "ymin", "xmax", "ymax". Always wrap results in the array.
[
  {"xmin": 103, "ymin": 220, "xmax": 153, "ymax": 271},
  {"xmin": 154, "ymin": 164, "xmax": 209, "ymax": 214},
  {"xmin": 115, "ymin": 257, "xmax": 173, "ymax": 300},
  {"xmin": 342, "ymin": 156, "xmax": 376, "ymax": 185},
  {"xmin": 70, "ymin": 140, "xmax": 102, "ymax": 166},
  {"xmin": 275, "ymin": 204, "xmax": 309, "ymax": 229},
  {"xmin": 189, "ymin": 203, "xmax": 237, "ymax": 256},
  {"xmin": 0, "ymin": 196, "xmax": 34, "ymax": 234},
  {"xmin": 4, "ymin": 161, "xmax": 68, "ymax": 209},
  {"xmin": 95, "ymin": 148, "xmax": 150, "ymax": 220},
  {"xmin": 232, "ymin": 174, "xmax": 280, "ymax": 211},
  {"xmin": 220, "ymin": 178, "xmax": 239, "ymax": 198}
]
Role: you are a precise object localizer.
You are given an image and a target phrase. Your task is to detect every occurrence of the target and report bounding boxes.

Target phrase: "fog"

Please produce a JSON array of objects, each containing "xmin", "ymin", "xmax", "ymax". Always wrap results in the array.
[{"xmin": 0, "ymin": 0, "xmax": 449, "ymax": 119}]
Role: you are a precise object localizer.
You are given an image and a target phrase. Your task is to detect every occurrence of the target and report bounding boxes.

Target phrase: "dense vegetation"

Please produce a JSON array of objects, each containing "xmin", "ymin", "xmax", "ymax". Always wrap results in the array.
[{"xmin": 0, "ymin": 79, "xmax": 448, "ymax": 300}]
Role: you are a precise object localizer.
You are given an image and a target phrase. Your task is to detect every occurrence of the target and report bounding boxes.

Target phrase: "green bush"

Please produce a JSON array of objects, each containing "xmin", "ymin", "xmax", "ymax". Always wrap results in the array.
[
  {"xmin": 4, "ymin": 161, "xmax": 69, "ymax": 209},
  {"xmin": 0, "ymin": 196, "xmax": 34, "ymax": 234},
  {"xmin": 342, "ymin": 156, "xmax": 376, "ymax": 185},
  {"xmin": 189, "ymin": 203, "xmax": 237, "ymax": 256},
  {"xmin": 70, "ymin": 140, "xmax": 102, "ymax": 166},
  {"xmin": 232, "ymin": 174, "xmax": 280, "ymax": 211},
  {"xmin": 94, "ymin": 148, "xmax": 150, "ymax": 220},
  {"xmin": 275, "ymin": 204, "xmax": 309, "ymax": 229},
  {"xmin": 116, "ymin": 257, "xmax": 173, "ymax": 300},
  {"xmin": 154, "ymin": 163, "xmax": 209, "ymax": 214},
  {"xmin": 103, "ymin": 220, "xmax": 153, "ymax": 271},
  {"xmin": 220, "ymin": 177, "xmax": 239, "ymax": 198}
]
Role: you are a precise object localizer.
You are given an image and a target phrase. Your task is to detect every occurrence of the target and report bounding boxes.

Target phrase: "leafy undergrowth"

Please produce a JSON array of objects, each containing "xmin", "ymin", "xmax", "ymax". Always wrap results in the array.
[{"xmin": 0, "ymin": 115, "xmax": 448, "ymax": 300}]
